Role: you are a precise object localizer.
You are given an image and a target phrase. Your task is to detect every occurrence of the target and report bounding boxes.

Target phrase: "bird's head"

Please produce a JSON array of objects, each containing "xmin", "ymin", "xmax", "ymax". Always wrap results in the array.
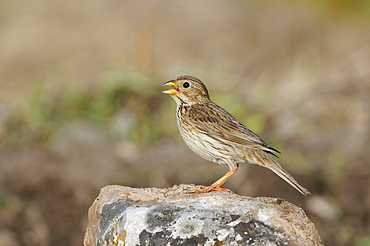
[{"xmin": 162, "ymin": 75, "xmax": 210, "ymax": 105}]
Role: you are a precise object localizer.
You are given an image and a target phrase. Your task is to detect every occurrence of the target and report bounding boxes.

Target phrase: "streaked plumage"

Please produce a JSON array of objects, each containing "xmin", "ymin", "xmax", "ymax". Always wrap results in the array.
[{"xmin": 163, "ymin": 75, "xmax": 310, "ymax": 196}]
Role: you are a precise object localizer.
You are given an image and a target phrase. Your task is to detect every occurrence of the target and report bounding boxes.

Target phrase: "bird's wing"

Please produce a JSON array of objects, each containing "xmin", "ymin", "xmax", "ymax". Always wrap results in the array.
[{"xmin": 186, "ymin": 103, "xmax": 280, "ymax": 156}]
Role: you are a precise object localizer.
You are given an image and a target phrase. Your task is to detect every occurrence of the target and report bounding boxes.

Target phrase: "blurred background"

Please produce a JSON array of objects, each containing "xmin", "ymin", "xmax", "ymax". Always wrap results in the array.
[{"xmin": 0, "ymin": 1, "xmax": 369, "ymax": 245}]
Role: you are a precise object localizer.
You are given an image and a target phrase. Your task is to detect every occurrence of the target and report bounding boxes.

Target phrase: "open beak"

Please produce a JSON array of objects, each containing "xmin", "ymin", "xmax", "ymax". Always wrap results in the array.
[{"xmin": 162, "ymin": 81, "xmax": 179, "ymax": 95}]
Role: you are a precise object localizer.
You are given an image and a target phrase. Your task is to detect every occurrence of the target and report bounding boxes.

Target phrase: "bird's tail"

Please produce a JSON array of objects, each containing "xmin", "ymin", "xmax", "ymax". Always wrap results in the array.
[{"xmin": 261, "ymin": 155, "xmax": 311, "ymax": 196}]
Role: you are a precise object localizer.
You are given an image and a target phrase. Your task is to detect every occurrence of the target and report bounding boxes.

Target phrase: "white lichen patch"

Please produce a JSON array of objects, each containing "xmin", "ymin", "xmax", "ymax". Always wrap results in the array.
[
  {"xmin": 235, "ymin": 234, "xmax": 243, "ymax": 241},
  {"xmin": 258, "ymin": 208, "xmax": 272, "ymax": 222},
  {"xmin": 124, "ymin": 207, "xmax": 150, "ymax": 245},
  {"xmin": 227, "ymin": 218, "xmax": 241, "ymax": 227},
  {"xmin": 216, "ymin": 228, "xmax": 230, "ymax": 241},
  {"xmin": 171, "ymin": 217, "xmax": 204, "ymax": 239}
]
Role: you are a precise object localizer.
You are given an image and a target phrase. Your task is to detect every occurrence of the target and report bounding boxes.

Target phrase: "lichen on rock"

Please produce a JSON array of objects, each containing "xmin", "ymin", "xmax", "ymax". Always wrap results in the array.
[{"xmin": 84, "ymin": 184, "xmax": 323, "ymax": 246}]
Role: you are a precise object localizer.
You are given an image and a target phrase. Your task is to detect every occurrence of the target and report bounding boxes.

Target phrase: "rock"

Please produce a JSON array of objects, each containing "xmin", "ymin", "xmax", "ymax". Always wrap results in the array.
[{"xmin": 84, "ymin": 185, "xmax": 322, "ymax": 246}]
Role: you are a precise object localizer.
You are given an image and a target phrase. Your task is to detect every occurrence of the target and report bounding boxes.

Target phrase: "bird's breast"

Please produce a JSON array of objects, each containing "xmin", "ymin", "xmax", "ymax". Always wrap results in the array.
[{"xmin": 176, "ymin": 119, "xmax": 235, "ymax": 165}]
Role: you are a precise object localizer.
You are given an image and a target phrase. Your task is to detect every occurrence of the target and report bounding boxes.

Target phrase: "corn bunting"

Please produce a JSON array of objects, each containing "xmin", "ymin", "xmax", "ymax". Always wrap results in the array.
[{"xmin": 163, "ymin": 75, "xmax": 310, "ymax": 196}]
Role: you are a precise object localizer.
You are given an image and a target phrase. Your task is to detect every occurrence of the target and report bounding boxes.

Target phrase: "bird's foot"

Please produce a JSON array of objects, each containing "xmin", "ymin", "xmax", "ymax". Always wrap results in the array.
[{"xmin": 187, "ymin": 185, "xmax": 234, "ymax": 194}]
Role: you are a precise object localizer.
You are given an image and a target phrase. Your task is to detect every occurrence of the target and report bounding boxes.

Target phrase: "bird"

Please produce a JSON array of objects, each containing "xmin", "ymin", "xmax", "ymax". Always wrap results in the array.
[{"xmin": 162, "ymin": 75, "xmax": 311, "ymax": 196}]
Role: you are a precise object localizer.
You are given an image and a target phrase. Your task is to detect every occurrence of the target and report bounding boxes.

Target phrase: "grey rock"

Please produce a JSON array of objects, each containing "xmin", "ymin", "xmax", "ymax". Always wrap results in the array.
[{"xmin": 84, "ymin": 185, "xmax": 323, "ymax": 246}]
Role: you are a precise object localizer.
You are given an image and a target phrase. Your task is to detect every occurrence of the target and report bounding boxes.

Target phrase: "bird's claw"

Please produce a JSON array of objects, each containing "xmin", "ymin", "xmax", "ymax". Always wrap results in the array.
[{"xmin": 187, "ymin": 185, "xmax": 234, "ymax": 194}]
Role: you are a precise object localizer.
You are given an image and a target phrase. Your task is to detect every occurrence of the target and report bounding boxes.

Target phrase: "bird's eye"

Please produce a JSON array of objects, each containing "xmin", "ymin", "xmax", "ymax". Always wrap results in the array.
[{"xmin": 183, "ymin": 82, "xmax": 190, "ymax": 88}]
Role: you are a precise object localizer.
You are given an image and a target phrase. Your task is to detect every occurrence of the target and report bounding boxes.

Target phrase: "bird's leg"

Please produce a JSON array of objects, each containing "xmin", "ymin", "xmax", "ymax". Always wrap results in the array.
[{"xmin": 188, "ymin": 160, "xmax": 238, "ymax": 193}]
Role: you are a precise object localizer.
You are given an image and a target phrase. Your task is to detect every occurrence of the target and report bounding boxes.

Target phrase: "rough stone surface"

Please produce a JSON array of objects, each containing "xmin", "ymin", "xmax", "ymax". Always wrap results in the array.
[{"xmin": 84, "ymin": 185, "xmax": 323, "ymax": 246}]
